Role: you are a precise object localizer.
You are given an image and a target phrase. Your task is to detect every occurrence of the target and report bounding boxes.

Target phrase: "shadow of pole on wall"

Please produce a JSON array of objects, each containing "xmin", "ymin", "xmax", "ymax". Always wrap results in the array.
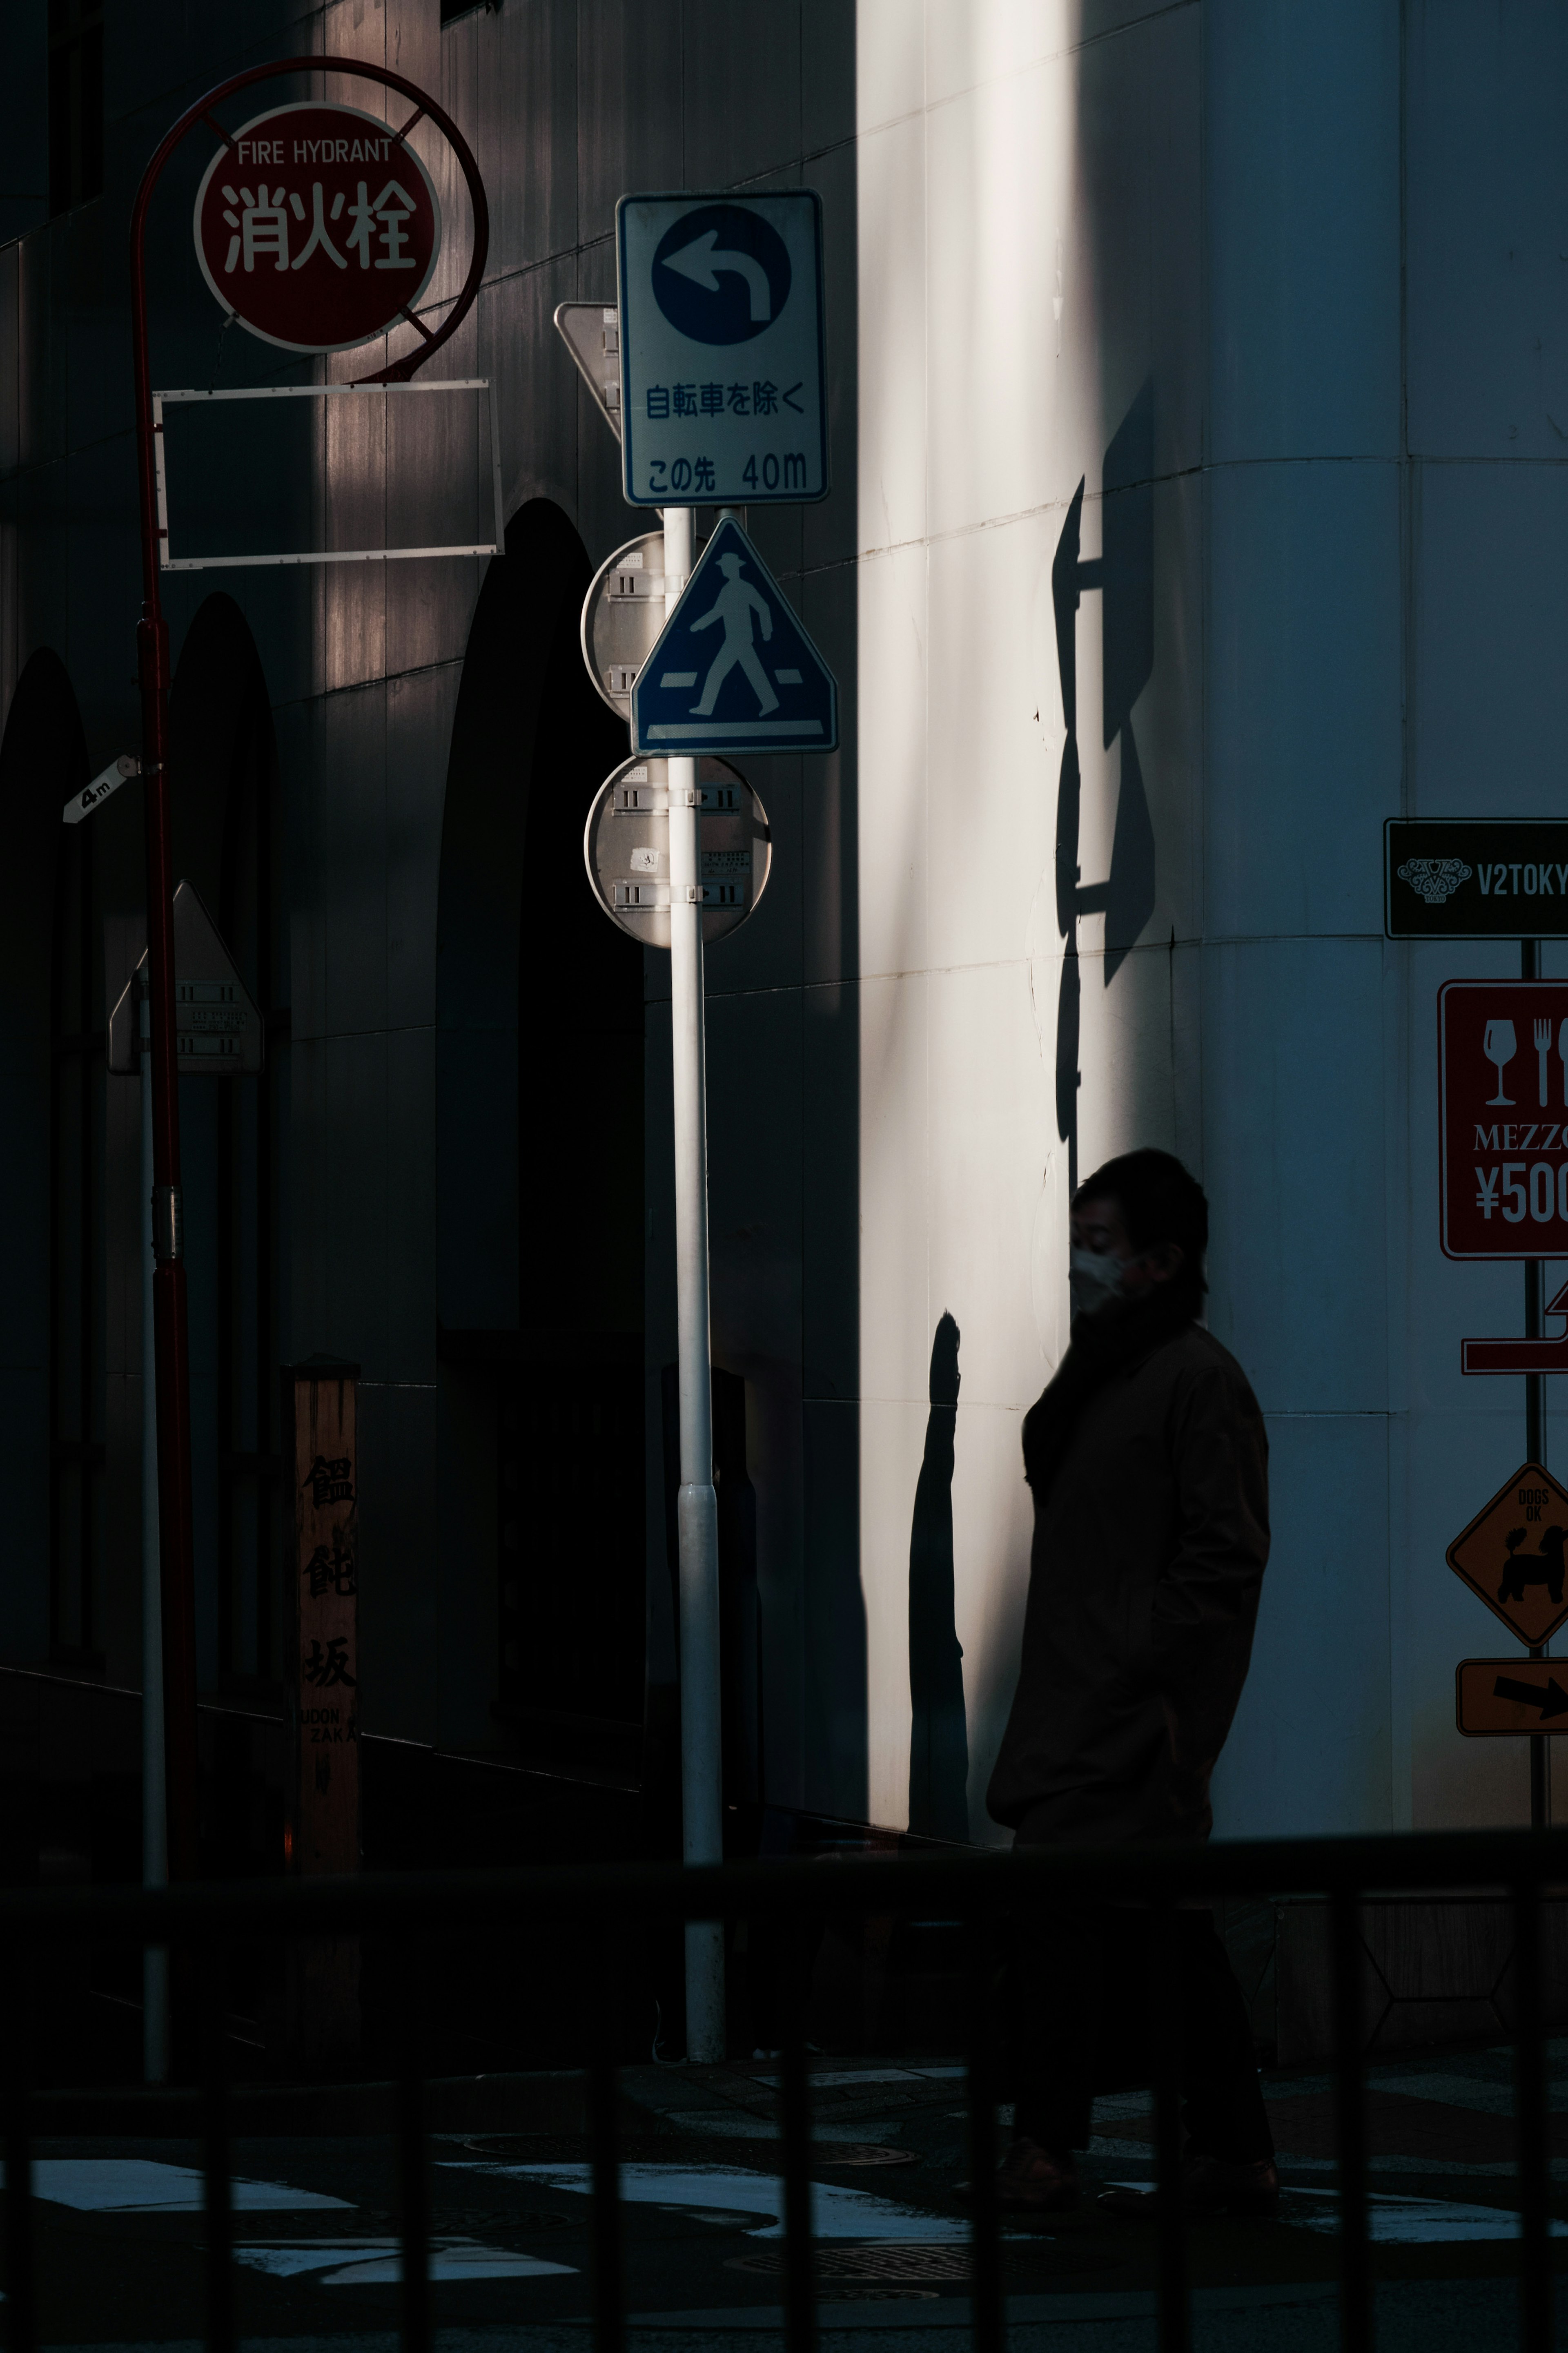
[
  {"xmin": 907, "ymin": 1312, "xmax": 969, "ymax": 1842},
  {"xmin": 1051, "ymin": 376, "xmax": 1157, "ymax": 1191}
]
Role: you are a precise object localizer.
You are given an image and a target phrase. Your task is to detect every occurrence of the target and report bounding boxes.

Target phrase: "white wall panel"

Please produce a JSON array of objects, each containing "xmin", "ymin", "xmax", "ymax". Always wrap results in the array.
[
  {"xmin": 949, "ymin": 1396, "xmax": 1033, "ymax": 1847},
  {"xmin": 1205, "ymin": 460, "xmax": 1401, "ymax": 942},
  {"xmin": 927, "ymin": 957, "xmax": 1055, "ymax": 1414},
  {"xmin": 1207, "ymin": 0, "xmax": 1401, "ymax": 465},
  {"xmin": 1406, "ymin": 0, "xmax": 1568, "ymax": 464},
  {"xmin": 855, "ymin": 110, "xmax": 928, "ymax": 557},
  {"xmin": 859, "ymin": 968, "xmax": 930, "ymax": 1410},
  {"xmin": 925, "ymin": 517, "xmax": 1055, "ymax": 978},
  {"xmin": 1203, "ymin": 938, "xmax": 1390, "ymax": 1417},
  {"xmin": 860, "ymin": 1392, "xmax": 927, "ymax": 1831},
  {"xmin": 855, "ymin": 540, "xmax": 929, "ymax": 983},
  {"xmin": 855, "ymin": 0, "xmax": 926, "ymax": 136},
  {"xmin": 924, "ymin": 48, "xmax": 1080, "ymax": 540},
  {"xmin": 1411, "ymin": 463, "xmax": 1568, "ymax": 812},
  {"xmin": 1212, "ymin": 1414, "xmax": 1393, "ymax": 1837}
]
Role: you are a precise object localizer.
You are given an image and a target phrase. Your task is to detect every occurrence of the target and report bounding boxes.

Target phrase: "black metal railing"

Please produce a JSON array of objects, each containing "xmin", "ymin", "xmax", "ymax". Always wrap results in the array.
[{"xmin": 0, "ymin": 1825, "xmax": 1564, "ymax": 2353}]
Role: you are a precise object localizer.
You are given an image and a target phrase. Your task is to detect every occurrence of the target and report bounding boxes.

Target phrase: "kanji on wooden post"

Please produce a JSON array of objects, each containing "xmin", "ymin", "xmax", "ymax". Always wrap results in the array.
[{"xmin": 281, "ymin": 1354, "xmax": 361, "ymax": 2069}]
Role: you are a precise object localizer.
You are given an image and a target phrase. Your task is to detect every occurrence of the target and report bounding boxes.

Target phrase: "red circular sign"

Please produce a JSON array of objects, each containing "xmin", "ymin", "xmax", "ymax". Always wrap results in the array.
[{"xmin": 193, "ymin": 101, "xmax": 442, "ymax": 355}]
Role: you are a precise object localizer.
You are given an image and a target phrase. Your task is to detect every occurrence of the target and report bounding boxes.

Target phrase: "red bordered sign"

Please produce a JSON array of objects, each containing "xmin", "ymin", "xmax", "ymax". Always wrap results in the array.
[
  {"xmin": 1439, "ymin": 979, "xmax": 1568, "ymax": 1256},
  {"xmin": 194, "ymin": 100, "xmax": 441, "ymax": 355}
]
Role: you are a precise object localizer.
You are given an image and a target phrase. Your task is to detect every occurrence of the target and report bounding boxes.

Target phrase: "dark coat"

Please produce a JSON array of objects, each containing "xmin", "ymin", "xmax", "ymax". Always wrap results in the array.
[{"xmin": 987, "ymin": 1321, "xmax": 1269, "ymax": 1847}]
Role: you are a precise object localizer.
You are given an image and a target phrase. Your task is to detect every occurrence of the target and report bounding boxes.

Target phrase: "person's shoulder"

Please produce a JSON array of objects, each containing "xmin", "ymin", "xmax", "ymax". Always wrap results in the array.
[{"xmin": 1162, "ymin": 1324, "xmax": 1262, "ymax": 1414}]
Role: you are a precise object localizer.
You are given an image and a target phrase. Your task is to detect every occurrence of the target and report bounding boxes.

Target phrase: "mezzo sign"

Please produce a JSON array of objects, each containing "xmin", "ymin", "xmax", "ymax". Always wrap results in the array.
[
  {"xmin": 1440, "ymin": 980, "xmax": 1568, "ymax": 1256},
  {"xmin": 615, "ymin": 191, "xmax": 827, "ymax": 506}
]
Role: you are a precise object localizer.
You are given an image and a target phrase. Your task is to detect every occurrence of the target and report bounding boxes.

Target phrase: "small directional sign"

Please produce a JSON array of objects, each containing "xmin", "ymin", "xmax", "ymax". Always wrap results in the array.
[
  {"xmin": 1446, "ymin": 1461, "xmax": 1568, "ymax": 1648},
  {"xmin": 64, "ymin": 752, "xmax": 139, "ymax": 826},
  {"xmin": 107, "ymin": 879, "xmax": 265, "ymax": 1077},
  {"xmin": 553, "ymin": 301, "xmax": 623, "ymax": 443},
  {"xmin": 1457, "ymin": 1658, "xmax": 1568, "ymax": 1735},
  {"xmin": 1463, "ymin": 1275, "xmax": 1568, "ymax": 1375},
  {"xmin": 630, "ymin": 515, "xmax": 837, "ymax": 757},
  {"xmin": 616, "ymin": 190, "xmax": 827, "ymax": 506}
]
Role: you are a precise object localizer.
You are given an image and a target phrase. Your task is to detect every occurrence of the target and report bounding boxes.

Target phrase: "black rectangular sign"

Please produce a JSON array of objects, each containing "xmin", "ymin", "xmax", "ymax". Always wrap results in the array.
[{"xmin": 1385, "ymin": 820, "xmax": 1568, "ymax": 938}]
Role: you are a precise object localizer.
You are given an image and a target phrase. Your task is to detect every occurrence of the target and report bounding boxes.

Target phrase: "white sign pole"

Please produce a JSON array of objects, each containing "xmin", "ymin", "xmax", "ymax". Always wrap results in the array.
[
  {"xmin": 663, "ymin": 502, "xmax": 726, "ymax": 2060},
  {"xmin": 140, "ymin": 980, "xmax": 169, "ymax": 2083}
]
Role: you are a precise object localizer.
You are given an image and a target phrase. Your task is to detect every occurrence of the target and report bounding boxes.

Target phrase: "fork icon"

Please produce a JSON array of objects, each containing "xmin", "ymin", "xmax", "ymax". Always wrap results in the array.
[{"xmin": 1536, "ymin": 1016, "xmax": 1554, "ymax": 1106}]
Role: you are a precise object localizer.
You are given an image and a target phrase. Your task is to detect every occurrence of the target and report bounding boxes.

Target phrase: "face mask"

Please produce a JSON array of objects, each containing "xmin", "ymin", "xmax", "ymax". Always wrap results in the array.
[{"xmin": 1069, "ymin": 1244, "xmax": 1128, "ymax": 1322}]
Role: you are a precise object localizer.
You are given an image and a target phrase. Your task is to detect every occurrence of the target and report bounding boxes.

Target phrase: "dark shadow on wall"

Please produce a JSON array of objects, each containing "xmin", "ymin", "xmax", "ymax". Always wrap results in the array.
[
  {"xmin": 167, "ymin": 595, "xmax": 285, "ymax": 1701},
  {"xmin": 1052, "ymin": 377, "xmax": 1157, "ymax": 1192},
  {"xmin": 907, "ymin": 1312, "xmax": 968, "ymax": 1842},
  {"xmin": 435, "ymin": 499, "xmax": 632, "ymax": 1342},
  {"xmin": 435, "ymin": 498, "xmax": 643, "ymax": 1774},
  {"xmin": 0, "ymin": 652, "xmax": 89, "ymax": 1666}
]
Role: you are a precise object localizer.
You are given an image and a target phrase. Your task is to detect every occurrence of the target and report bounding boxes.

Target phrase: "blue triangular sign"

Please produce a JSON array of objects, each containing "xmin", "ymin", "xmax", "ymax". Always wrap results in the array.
[{"xmin": 630, "ymin": 516, "xmax": 838, "ymax": 756}]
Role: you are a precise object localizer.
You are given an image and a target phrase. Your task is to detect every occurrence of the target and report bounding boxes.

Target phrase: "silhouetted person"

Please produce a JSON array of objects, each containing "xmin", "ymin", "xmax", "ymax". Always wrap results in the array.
[{"xmin": 987, "ymin": 1150, "xmax": 1274, "ymax": 2217}]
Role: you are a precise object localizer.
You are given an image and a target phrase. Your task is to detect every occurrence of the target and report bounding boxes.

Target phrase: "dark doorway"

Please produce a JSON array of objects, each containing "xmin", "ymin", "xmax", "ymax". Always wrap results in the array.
[
  {"xmin": 437, "ymin": 500, "xmax": 644, "ymax": 1779},
  {"xmin": 0, "ymin": 651, "xmax": 105, "ymax": 1667},
  {"xmin": 167, "ymin": 595, "xmax": 286, "ymax": 1698}
]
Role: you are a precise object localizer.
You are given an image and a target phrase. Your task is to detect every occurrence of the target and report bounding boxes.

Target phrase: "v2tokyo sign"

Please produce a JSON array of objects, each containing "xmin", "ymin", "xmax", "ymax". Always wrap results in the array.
[
  {"xmin": 1440, "ymin": 980, "xmax": 1568, "ymax": 1257},
  {"xmin": 194, "ymin": 102, "xmax": 441, "ymax": 354}
]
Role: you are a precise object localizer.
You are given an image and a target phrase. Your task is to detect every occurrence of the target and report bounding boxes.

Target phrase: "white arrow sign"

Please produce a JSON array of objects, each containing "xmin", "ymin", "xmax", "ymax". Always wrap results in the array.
[
  {"xmin": 64, "ymin": 753, "xmax": 140, "ymax": 826},
  {"xmin": 661, "ymin": 232, "xmax": 773, "ymax": 322}
]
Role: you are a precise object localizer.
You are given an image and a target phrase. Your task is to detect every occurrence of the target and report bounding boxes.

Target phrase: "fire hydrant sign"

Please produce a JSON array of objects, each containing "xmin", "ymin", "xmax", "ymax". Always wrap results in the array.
[
  {"xmin": 1439, "ymin": 981, "xmax": 1568, "ymax": 1256},
  {"xmin": 194, "ymin": 102, "xmax": 441, "ymax": 355},
  {"xmin": 1446, "ymin": 1460, "xmax": 1568, "ymax": 1648}
]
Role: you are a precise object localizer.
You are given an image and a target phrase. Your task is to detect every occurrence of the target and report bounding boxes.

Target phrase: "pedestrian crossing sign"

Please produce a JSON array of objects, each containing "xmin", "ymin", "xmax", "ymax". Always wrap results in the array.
[{"xmin": 630, "ymin": 515, "xmax": 837, "ymax": 757}]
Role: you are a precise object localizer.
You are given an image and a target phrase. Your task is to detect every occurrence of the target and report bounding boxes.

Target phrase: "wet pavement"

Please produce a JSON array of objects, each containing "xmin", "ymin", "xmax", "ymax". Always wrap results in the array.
[{"xmin": 16, "ymin": 2042, "xmax": 1568, "ymax": 2351}]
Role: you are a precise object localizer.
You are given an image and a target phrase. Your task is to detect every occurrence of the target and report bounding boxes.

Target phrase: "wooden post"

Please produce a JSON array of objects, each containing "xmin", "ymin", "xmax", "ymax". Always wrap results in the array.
[{"xmin": 281, "ymin": 1355, "xmax": 361, "ymax": 2071}]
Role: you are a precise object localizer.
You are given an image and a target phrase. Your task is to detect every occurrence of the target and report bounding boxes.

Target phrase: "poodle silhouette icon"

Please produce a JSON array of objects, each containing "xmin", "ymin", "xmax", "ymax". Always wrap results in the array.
[{"xmin": 1447, "ymin": 1461, "xmax": 1568, "ymax": 1648}]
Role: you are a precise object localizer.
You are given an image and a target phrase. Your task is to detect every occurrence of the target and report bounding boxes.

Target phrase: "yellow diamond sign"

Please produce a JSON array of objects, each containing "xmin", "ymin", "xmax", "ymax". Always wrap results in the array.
[{"xmin": 1446, "ymin": 1461, "xmax": 1568, "ymax": 1649}]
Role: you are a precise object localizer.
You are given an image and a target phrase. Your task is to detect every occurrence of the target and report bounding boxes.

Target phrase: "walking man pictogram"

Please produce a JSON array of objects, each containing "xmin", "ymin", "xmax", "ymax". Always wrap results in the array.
[{"xmin": 689, "ymin": 553, "xmax": 779, "ymax": 714}]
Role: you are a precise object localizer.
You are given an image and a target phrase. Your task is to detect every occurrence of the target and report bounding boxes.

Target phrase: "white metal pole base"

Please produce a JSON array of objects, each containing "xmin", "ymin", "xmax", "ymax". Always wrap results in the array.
[
  {"xmin": 684, "ymin": 1920, "xmax": 726, "ymax": 2063},
  {"xmin": 677, "ymin": 1476, "xmax": 724, "ymax": 2061},
  {"xmin": 663, "ymin": 503, "xmax": 726, "ymax": 2065}
]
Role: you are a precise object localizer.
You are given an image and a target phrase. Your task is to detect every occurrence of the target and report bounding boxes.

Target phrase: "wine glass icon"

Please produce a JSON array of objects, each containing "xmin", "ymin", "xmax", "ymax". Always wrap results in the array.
[{"xmin": 1484, "ymin": 1018, "xmax": 1518, "ymax": 1105}]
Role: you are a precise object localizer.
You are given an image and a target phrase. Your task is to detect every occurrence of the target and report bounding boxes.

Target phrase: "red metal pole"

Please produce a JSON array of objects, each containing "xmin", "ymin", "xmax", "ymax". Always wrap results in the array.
[
  {"xmin": 125, "ymin": 58, "xmax": 490, "ymax": 1900},
  {"xmin": 130, "ymin": 156, "xmax": 199, "ymax": 1891}
]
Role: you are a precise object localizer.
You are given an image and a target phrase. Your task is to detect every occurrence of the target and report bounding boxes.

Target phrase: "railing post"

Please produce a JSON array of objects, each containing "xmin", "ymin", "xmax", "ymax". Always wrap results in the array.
[
  {"xmin": 1149, "ymin": 1900, "xmax": 1189, "ymax": 2353},
  {"xmin": 396, "ymin": 1958, "xmax": 430, "ymax": 2353},
  {"xmin": 964, "ymin": 1917, "xmax": 1002, "ymax": 2353},
  {"xmin": 1330, "ymin": 1891, "xmax": 1372, "ymax": 2353},
  {"xmin": 780, "ymin": 1915, "xmax": 817, "ymax": 2353},
  {"xmin": 2, "ymin": 1965, "xmax": 36, "ymax": 2353},
  {"xmin": 201, "ymin": 1945, "xmax": 234, "ymax": 2353},
  {"xmin": 590, "ymin": 1953, "xmax": 625, "ymax": 2353},
  {"xmin": 1513, "ymin": 1876, "xmax": 1550, "ymax": 2353}
]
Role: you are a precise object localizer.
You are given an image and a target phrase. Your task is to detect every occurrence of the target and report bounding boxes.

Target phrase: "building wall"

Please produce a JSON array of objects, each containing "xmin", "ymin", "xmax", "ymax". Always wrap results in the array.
[{"xmin": 2, "ymin": 0, "xmax": 1566, "ymax": 1843}]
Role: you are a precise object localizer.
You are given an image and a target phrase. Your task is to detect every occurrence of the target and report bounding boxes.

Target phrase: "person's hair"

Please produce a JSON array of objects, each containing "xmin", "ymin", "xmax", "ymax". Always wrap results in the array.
[{"xmin": 1073, "ymin": 1148, "xmax": 1208, "ymax": 1300}]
